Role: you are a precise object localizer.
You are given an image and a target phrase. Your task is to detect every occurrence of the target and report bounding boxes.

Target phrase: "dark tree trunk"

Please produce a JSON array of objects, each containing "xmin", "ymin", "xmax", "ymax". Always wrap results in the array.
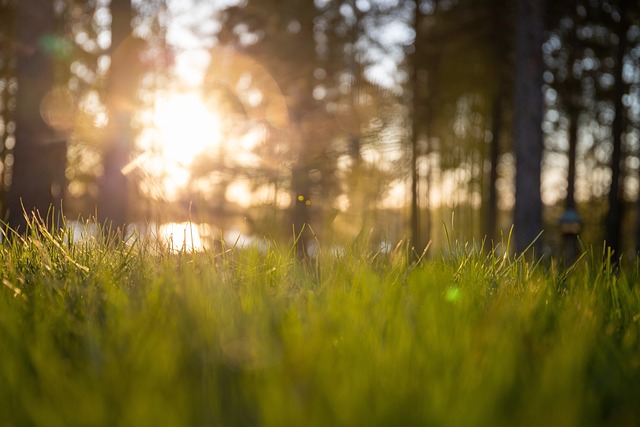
[
  {"xmin": 604, "ymin": 0, "xmax": 629, "ymax": 256},
  {"xmin": 637, "ymin": 129, "xmax": 640, "ymax": 255},
  {"xmin": 559, "ymin": 105, "xmax": 582, "ymax": 262},
  {"xmin": 566, "ymin": 106, "xmax": 579, "ymax": 211},
  {"xmin": 487, "ymin": 81, "xmax": 504, "ymax": 242},
  {"xmin": 288, "ymin": 12, "xmax": 317, "ymax": 259},
  {"xmin": 7, "ymin": 0, "xmax": 57, "ymax": 232},
  {"xmin": 0, "ymin": 1, "xmax": 17, "ymax": 215},
  {"xmin": 347, "ymin": 2, "xmax": 367, "ymax": 240},
  {"xmin": 422, "ymin": 77, "xmax": 433, "ymax": 251},
  {"xmin": 410, "ymin": 118, "xmax": 421, "ymax": 257},
  {"xmin": 513, "ymin": 0, "xmax": 545, "ymax": 254},
  {"xmin": 565, "ymin": 23, "xmax": 581, "ymax": 214},
  {"xmin": 486, "ymin": 0, "xmax": 511, "ymax": 244},
  {"xmin": 409, "ymin": 0, "xmax": 425, "ymax": 258},
  {"xmin": 98, "ymin": 0, "xmax": 133, "ymax": 233}
]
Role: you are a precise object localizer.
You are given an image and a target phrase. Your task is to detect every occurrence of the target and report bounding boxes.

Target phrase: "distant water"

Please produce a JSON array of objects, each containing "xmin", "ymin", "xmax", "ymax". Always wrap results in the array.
[{"xmin": 66, "ymin": 221, "xmax": 255, "ymax": 253}]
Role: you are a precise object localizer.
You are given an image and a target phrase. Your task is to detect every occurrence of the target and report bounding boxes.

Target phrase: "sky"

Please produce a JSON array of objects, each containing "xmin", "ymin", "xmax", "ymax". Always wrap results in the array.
[{"xmin": 163, "ymin": 0, "xmax": 413, "ymax": 90}]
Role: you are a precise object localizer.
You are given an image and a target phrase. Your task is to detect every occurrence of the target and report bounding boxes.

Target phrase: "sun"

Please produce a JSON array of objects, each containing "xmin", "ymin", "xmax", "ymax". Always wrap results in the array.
[
  {"xmin": 152, "ymin": 91, "xmax": 223, "ymax": 167},
  {"xmin": 136, "ymin": 81, "xmax": 269, "ymax": 203},
  {"xmin": 136, "ymin": 90, "xmax": 225, "ymax": 199}
]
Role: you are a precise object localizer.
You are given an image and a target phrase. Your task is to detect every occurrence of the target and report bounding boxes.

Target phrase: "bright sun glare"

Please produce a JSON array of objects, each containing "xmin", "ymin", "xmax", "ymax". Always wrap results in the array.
[
  {"xmin": 135, "ymin": 46, "xmax": 288, "ymax": 203},
  {"xmin": 139, "ymin": 90, "xmax": 225, "ymax": 199},
  {"xmin": 153, "ymin": 92, "xmax": 222, "ymax": 167}
]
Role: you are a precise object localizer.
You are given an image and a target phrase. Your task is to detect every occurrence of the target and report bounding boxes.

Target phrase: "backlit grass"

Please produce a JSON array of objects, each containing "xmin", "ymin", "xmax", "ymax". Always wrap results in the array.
[{"xmin": 1, "ymin": 218, "xmax": 639, "ymax": 426}]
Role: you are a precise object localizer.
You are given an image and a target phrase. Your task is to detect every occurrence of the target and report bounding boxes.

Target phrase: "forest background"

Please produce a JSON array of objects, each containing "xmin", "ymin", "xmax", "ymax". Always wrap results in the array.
[{"xmin": 0, "ymin": 0, "xmax": 639, "ymax": 260}]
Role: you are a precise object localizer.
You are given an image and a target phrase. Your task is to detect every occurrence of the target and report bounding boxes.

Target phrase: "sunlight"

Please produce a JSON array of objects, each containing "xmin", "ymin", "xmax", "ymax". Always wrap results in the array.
[
  {"xmin": 136, "ymin": 90, "xmax": 226, "ymax": 199},
  {"xmin": 153, "ymin": 91, "xmax": 222, "ymax": 167},
  {"xmin": 131, "ymin": 44, "xmax": 289, "ymax": 204},
  {"xmin": 157, "ymin": 222, "xmax": 206, "ymax": 252}
]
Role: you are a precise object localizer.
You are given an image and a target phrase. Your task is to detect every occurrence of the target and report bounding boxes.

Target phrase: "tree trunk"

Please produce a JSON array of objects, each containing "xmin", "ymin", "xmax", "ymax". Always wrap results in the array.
[
  {"xmin": 287, "ymin": 10, "xmax": 318, "ymax": 259},
  {"xmin": 636, "ymin": 151, "xmax": 640, "ymax": 255},
  {"xmin": 566, "ymin": 106, "xmax": 579, "ymax": 211},
  {"xmin": 604, "ymin": 0, "xmax": 629, "ymax": 256},
  {"xmin": 486, "ymin": 0, "xmax": 510, "ymax": 244},
  {"xmin": 409, "ymin": 0, "xmax": 425, "ymax": 258},
  {"xmin": 487, "ymin": 81, "xmax": 504, "ymax": 242},
  {"xmin": 98, "ymin": 0, "xmax": 133, "ymax": 233},
  {"xmin": 7, "ymin": 0, "xmax": 57, "ymax": 232},
  {"xmin": 410, "ymin": 118, "xmax": 421, "ymax": 257},
  {"xmin": 513, "ymin": 0, "xmax": 545, "ymax": 254},
  {"xmin": 0, "ymin": 2, "xmax": 16, "ymax": 215}
]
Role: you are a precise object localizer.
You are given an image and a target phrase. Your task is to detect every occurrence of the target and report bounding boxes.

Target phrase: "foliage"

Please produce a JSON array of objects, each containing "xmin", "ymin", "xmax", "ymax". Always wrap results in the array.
[{"xmin": 1, "ymin": 217, "xmax": 639, "ymax": 426}]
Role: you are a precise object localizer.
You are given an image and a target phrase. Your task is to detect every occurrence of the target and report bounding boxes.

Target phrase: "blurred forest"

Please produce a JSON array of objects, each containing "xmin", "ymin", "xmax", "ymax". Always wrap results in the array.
[{"xmin": 0, "ymin": 0, "xmax": 639, "ymax": 258}]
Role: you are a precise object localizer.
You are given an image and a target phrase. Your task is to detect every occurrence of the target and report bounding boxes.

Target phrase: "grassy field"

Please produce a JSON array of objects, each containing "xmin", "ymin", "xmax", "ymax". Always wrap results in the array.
[{"xmin": 1, "ymin": 219, "xmax": 639, "ymax": 426}]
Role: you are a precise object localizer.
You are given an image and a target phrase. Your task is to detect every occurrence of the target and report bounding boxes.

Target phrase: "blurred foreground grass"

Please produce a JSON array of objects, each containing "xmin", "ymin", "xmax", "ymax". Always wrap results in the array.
[{"xmin": 1, "ymin": 218, "xmax": 639, "ymax": 426}]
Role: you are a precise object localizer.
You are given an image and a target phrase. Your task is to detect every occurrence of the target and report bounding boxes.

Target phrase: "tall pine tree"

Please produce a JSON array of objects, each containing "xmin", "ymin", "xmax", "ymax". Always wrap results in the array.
[{"xmin": 7, "ymin": 0, "xmax": 58, "ymax": 232}]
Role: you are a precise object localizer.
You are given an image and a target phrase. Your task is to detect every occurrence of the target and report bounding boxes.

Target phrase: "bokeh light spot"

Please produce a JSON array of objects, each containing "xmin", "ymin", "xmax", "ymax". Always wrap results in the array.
[
  {"xmin": 40, "ymin": 86, "xmax": 76, "ymax": 131},
  {"xmin": 445, "ymin": 287, "xmax": 461, "ymax": 302}
]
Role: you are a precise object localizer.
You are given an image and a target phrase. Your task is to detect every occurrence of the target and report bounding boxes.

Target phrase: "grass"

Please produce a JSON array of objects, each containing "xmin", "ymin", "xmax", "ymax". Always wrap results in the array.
[{"xmin": 1, "ymin": 218, "xmax": 639, "ymax": 426}]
